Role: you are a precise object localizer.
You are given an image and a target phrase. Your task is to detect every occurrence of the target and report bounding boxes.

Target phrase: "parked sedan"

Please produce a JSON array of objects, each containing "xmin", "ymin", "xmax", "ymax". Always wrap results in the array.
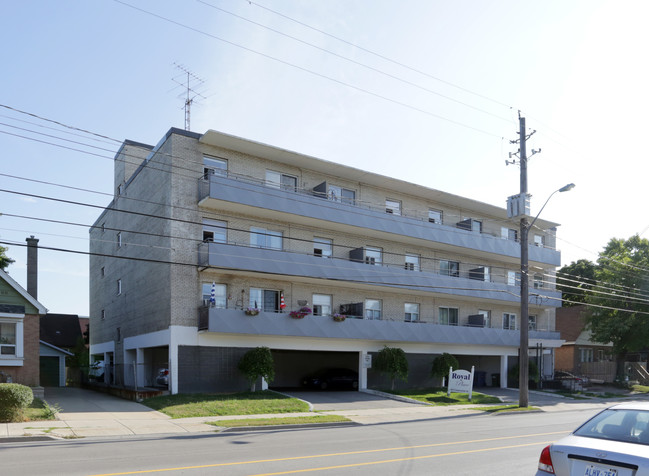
[
  {"xmin": 156, "ymin": 368, "xmax": 169, "ymax": 387},
  {"xmin": 302, "ymin": 368, "xmax": 358, "ymax": 390},
  {"xmin": 536, "ymin": 402, "xmax": 649, "ymax": 475}
]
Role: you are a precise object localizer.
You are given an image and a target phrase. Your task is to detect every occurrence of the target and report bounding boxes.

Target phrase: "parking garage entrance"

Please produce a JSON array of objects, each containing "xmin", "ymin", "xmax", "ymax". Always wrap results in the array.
[{"xmin": 269, "ymin": 349, "xmax": 359, "ymax": 389}]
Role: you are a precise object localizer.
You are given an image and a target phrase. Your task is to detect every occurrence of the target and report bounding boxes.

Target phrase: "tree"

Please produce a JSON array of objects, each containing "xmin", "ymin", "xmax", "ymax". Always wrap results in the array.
[
  {"xmin": 556, "ymin": 259, "xmax": 596, "ymax": 306},
  {"xmin": 237, "ymin": 347, "xmax": 275, "ymax": 392},
  {"xmin": 374, "ymin": 346, "xmax": 408, "ymax": 391},
  {"xmin": 585, "ymin": 235, "xmax": 649, "ymax": 358},
  {"xmin": 430, "ymin": 353, "xmax": 459, "ymax": 387},
  {"xmin": 0, "ymin": 245, "xmax": 14, "ymax": 271}
]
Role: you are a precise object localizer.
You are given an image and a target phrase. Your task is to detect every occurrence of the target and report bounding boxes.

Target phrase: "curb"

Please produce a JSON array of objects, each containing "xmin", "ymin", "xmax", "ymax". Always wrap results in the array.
[{"xmin": 217, "ymin": 421, "xmax": 360, "ymax": 433}]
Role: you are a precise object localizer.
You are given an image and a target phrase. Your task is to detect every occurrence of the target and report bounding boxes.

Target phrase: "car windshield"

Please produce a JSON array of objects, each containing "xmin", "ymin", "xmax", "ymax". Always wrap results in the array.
[{"xmin": 574, "ymin": 408, "xmax": 649, "ymax": 445}]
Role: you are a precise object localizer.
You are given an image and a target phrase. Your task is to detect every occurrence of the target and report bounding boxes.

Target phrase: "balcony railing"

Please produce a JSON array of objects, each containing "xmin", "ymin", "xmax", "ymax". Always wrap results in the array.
[
  {"xmin": 197, "ymin": 306, "xmax": 562, "ymax": 344},
  {"xmin": 198, "ymin": 172, "xmax": 559, "ymax": 256}
]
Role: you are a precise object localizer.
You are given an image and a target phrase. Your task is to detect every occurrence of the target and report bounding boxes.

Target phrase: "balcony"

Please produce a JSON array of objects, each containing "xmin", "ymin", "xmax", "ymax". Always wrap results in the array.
[
  {"xmin": 198, "ymin": 241, "xmax": 562, "ymax": 307},
  {"xmin": 198, "ymin": 174, "xmax": 560, "ymax": 266},
  {"xmin": 197, "ymin": 306, "xmax": 562, "ymax": 347}
]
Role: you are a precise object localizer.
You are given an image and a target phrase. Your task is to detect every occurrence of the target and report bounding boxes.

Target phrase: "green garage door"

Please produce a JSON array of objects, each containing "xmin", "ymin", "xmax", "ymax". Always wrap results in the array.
[{"xmin": 40, "ymin": 356, "xmax": 60, "ymax": 387}]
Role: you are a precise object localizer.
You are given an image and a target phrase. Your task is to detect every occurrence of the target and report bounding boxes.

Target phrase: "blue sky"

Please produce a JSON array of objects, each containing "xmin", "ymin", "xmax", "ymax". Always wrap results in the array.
[{"xmin": 1, "ymin": 0, "xmax": 648, "ymax": 315}]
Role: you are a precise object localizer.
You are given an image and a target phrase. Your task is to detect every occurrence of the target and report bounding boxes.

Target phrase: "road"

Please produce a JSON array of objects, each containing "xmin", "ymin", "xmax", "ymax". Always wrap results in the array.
[{"xmin": 2, "ymin": 406, "xmax": 601, "ymax": 476}]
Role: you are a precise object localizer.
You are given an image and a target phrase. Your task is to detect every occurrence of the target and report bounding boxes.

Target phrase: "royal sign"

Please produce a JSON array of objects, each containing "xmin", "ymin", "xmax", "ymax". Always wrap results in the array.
[{"xmin": 447, "ymin": 366, "xmax": 475, "ymax": 401}]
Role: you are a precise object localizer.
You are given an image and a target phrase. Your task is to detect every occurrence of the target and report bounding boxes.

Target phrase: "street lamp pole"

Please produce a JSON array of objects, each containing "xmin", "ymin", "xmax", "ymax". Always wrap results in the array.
[{"xmin": 518, "ymin": 182, "xmax": 574, "ymax": 407}]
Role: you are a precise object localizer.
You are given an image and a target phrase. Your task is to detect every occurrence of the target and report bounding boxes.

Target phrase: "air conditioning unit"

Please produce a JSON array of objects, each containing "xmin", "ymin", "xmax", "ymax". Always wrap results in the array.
[{"xmin": 366, "ymin": 257, "xmax": 376, "ymax": 265}]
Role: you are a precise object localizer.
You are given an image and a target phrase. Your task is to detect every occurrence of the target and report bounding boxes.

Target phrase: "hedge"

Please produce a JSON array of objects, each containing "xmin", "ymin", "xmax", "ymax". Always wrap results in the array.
[{"xmin": 0, "ymin": 383, "xmax": 34, "ymax": 422}]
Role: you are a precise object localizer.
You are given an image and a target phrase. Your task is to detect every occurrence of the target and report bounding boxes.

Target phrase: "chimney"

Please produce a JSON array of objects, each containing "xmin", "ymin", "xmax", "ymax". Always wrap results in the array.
[{"xmin": 26, "ymin": 235, "xmax": 39, "ymax": 300}]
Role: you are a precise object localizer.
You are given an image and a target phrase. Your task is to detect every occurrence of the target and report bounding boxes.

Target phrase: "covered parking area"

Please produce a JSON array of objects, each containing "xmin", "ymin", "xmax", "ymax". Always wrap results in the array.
[{"xmin": 270, "ymin": 349, "xmax": 359, "ymax": 389}]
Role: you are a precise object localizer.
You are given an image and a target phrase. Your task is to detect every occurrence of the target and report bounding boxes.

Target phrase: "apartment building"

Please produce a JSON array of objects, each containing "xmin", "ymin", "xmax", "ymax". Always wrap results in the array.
[{"xmin": 89, "ymin": 127, "xmax": 563, "ymax": 394}]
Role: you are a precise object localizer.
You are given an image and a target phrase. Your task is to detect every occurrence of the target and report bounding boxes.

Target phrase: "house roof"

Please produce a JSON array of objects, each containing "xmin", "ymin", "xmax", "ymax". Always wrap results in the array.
[
  {"xmin": 0, "ymin": 268, "xmax": 48, "ymax": 314},
  {"xmin": 39, "ymin": 340, "xmax": 74, "ymax": 356},
  {"xmin": 40, "ymin": 313, "xmax": 83, "ymax": 349}
]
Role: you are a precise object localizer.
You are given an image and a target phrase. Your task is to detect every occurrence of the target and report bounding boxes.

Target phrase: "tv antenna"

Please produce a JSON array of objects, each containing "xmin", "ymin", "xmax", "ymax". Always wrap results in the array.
[{"xmin": 172, "ymin": 63, "xmax": 206, "ymax": 131}]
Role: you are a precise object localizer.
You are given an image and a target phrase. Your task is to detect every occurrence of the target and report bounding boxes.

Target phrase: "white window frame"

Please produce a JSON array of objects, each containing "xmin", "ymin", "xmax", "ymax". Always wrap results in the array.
[
  {"xmin": 365, "ymin": 247, "xmax": 382, "ymax": 265},
  {"xmin": 534, "ymin": 234, "xmax": 545, "ymax": 247},
  {"xmin": 529, "ymin": 314, "xmax": 537, "ymax": 331},
  {"xmin": 0, "ymin": 320, "xmax": 19, "ymax": 359},
  {"xmin": 203, "ymin": 156, "xmax": 227, "ymax": 178},
  {"xmin": 365, "ymin": 299, "xmax": 382, "ymax": 320},
  {"xmin": 328, "ymin": 185, "xmax": 355, "ymax": 204},
  {"xmin": 533, "ymin": 273, "xmax": 544, "ymax": 289},
  {"xmin": 266, "ymin": 170, "xmax": 297, "ymax": 191},
  {"xmin": 501, "ymin": 227, "xmax": 518, "ymax": 241},
  {"xmin": 440, "ymin": 260, "xmax": 459, "ymax": 277},
  {"xmin": 385, "ymin": 199, "xmax": 401, "ymax": 216},
  {"xmin": 313, "ymin": 237, "xmax": 332, "ymax": 258},
  {"xmin": 250, "ymin": 227, "xmax": 283, "ymax": 250},
  {"xmin": 405, "ymin": 254, "xmax": 420, "ymax": 271},
  {"xmin": 503, "ymin": 313, "xmax": 516, "ymax": 330},
  {"xmin": 203, "ymin": 219, "xmax": 227, "ymax": 243},
  {"xmin": 404, "ymin": 303, "xmax": 419, "ymax": 322},
  {"xmin": 428, "ymin": 209, "xmax": 443, "ymax": 224},
  {"xmin": 507, "ymin": 270, "xmax": 521, "ymax": 286},
  {"xmin": 313, "ymin": 294, "xmax": 332, "ymax": 317},
  {"xmin": 439, "ymin": 307, "xmax": 459, "ymax": 326},
  {"xmin": 202, "ymin": 283, "xmax": 227, "ymax": 308},
  {"xmin": 579, "ymin": 348, "xmax": 594, "ymax": 363}
]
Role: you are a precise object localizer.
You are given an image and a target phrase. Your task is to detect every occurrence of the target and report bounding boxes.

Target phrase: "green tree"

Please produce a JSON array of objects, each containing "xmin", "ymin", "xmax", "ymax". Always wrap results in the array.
[
  {"xmin": 237, "ymin": 347, "xmax": 275, "ymax": 392},
  {"xmin": 556, "ymin": 259, "xmax": 596, "ymax": 306},
  {"xmin": 374, "ymin": 346, "xmax": 408, "ymax": 391},
  {"xmin": 430, "ymin": 353, "xmax": 459, "ymax": 387},
  {"xmin": 586, "ymin": 235, "xmax": 649, "ymax": 358},
  {"xmin": 0, "ymin": 245, "xmax": 14, "ymax": 271}
]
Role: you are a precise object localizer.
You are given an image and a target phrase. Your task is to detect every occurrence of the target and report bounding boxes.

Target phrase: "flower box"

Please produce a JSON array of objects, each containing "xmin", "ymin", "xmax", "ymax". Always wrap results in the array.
[{"xmin": 244, "ymin": 309, "xmax": 260, "ymax": 316}]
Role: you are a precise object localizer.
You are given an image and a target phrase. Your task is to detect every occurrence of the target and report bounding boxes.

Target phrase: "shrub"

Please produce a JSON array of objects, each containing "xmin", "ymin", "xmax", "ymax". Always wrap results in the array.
[
  {"xmin": 374, "ymin": 346, "xmax": 409, "ymax": 390},
  {"xmin": 238, "ymin": 347, "xmax": 275, "ymax": 392},
  {"xmin": 0, "ymin": 383, "xmax": 34, "ymax": 422},
  {"xmin": 431, "ymin": 353, "xmax": 460, "ymax": 386}
]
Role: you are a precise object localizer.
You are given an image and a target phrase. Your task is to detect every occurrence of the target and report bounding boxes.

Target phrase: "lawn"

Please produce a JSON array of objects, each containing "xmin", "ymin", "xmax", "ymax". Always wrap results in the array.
[
  {"xmin": 5, "ymin": 398, "xmax": 59, "ymax": 423},
  {"xmin": 387, "ymin": 388, "xmax": 501, "ymax": 405},
  {"xmin": 142, "ymin": 390, "xmax": 310, "ymax": 418}
]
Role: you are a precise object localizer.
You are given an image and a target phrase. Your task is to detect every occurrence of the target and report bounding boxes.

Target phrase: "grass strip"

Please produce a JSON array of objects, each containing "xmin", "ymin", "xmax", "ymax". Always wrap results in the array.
[
  {"xmin": 473, "ymin": 405, "xmax": 540, "ymax": 413},
  {"xmin": 142, "ymin": 390, "xmax": 310, "ymax": 418},
  {"xmin": 208, "ymin": 415, "xmax": 351, "ymax": 428},
  {"xmin": 387, "ymin": 388, "xmax": 501, "ymax": 405}
]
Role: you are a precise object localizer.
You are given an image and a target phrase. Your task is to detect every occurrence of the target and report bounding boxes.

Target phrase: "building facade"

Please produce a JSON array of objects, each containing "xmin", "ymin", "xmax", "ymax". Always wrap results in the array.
[{"xmin": 89, "ymin": 128, "xmax": 563, "ymax": 394}]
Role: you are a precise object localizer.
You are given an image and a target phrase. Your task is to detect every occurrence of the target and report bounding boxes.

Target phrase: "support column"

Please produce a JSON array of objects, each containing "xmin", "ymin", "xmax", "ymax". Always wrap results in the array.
[
  {"xmin": 359, "ymin": 351, "xmax": 369, "ymax": 390},
  {"xmin": 500, "ymin": 355, "xmax": 509, "ymax": 388}
]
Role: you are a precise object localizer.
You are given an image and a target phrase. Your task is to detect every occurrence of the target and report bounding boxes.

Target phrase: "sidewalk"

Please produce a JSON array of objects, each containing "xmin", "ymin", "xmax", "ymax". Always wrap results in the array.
[{"xmin": 1, "ymin": 386, "xmax": 645, "ymax": 441}]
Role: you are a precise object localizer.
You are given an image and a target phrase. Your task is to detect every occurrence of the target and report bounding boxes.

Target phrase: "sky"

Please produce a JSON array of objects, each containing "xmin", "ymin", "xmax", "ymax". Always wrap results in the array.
[{"xmin": 1, "ymin": 0, "xmax": 648, "ymax": 315}]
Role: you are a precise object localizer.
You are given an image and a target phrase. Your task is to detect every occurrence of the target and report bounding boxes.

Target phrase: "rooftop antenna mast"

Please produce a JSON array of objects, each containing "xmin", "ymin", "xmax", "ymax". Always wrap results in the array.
[{"xmin": 172, "ymin": 63, "xmax": 206, "ymax": 131}]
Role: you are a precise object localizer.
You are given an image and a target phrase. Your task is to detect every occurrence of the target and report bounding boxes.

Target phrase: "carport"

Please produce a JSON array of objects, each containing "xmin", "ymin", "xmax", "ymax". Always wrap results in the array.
[{"xmin": 270, "ymin": 349, "xmax": 359, "ymax": 389}]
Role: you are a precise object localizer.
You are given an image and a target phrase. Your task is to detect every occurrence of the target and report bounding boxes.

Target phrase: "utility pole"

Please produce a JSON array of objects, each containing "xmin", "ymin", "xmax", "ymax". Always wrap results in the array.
[{"xmin": 518, "ymin": 115, "xmax": 530, "ymax": 408}]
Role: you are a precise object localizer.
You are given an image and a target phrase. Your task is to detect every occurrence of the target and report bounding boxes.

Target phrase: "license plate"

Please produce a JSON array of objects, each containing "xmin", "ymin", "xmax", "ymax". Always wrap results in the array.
[{"xmin": 584, "ymin": 465, "xmax": 617, "ymax": 476}]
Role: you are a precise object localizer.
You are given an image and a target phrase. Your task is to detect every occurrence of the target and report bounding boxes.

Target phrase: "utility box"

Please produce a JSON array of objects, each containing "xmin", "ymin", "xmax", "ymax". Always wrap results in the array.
[{"xmin": 507, "ymin": 193, "xmax": 531, "ymax": 218}]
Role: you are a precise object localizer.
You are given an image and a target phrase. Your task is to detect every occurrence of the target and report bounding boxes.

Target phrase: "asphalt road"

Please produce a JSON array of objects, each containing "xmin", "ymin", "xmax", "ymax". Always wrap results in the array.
[{"xmin": 1, "ymin": 405, "xmax": 604, "ymax": 476}]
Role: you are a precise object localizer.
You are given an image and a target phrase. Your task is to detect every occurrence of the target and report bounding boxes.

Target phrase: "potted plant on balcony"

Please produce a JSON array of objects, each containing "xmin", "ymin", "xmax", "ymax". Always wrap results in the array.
[
  {"xmin": 332, "ymin": 313, "xmax": 346, "ymax": 322},
  {"xmin": 289, "ymin": 306, "xmax": 312, "ymax": 319},
  {"xmin": 244, "ymin": 307, "xmax": 260, "ymax": 316}
]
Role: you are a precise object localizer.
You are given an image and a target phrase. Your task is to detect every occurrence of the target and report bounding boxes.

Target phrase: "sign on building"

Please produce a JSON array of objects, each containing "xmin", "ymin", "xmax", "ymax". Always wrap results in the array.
[{"xmin": 447, "ymin": 366, "xmax": 475, "ymax": 401}]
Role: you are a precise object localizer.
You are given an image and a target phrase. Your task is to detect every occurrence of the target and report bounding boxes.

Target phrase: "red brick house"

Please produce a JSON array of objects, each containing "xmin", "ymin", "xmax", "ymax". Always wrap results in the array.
[{"xmin": 0, "ymin": 268, "xmax": 47, "ymax": 388}]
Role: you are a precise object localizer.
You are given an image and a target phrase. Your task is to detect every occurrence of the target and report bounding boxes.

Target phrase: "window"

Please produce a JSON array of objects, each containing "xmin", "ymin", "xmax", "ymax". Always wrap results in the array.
[
  {"xmin": 313, "ymin": 237, "xmax": 332, "ymax": 258},
  {"xmin": 580, "ymin": 348, "xmax": 594, "ymax": 363},
  {"xmin": 501, "ymin": 227, "xmax": 518, "ymax": 241},
  {"xmin": 116, "ymin": 279, "xmax": 122, "ymax": 296},
  {"xmin": 116, "ymin": 232, "xmax": 122, "ymax": 248},
  {"xmin": 203, "ymin": 219, "xmax": 227, "ymax": 243},
  {"xmin": 101, "ymin": 310, "xmax": 105, "ymax": 321},
  {"xmin": 100, "ymin": 266, "xmax": 105, "ymax": 278},
  {"xmin": 365, "ymin": 247, "xmax": 382, "ymax": 265},
  {"xmin": 405, "ymin": 254, "xmax": 420, "ymax": 271},
  {"xmin": 503, "ymin": 313, "xmax": 516, "ymax": 330},
  {"xmin": 440, "ymin": 260, "xmax": 459, "ymax": 277},
  {"xmin": 405, "ymin": 303, "xmax": 419, "ymax": 322},
  {"xmin": 386, "ymin": 199, "xmax": 401, "ymax": 215},
  {"xmin": 507, "ymin": 271, "xmax": 521, "ymax": 286},
  {"xmin": 365, "ymin": 299, "xmax": 381, "ymax": 320},
  {"xmin": 534, "ymin": 234, "xmax": 545, "ymax": 247},
  {"xmin": 469, "ymin": 266, "xmax": 490, "ymax": 281},
  {"xmin": 250, "ymin": 288, "xmax": 280, "ymax": 312},
  {"xmin": 266, "ymin": 170, "xmax": 297, "ymax": 191},
  {"xmin": 428, "ymin": 209, "xmax": 443, "ymax": 224},
  {"xmin": 329, "ymin": 185, "xmax": 355, "ymax": 204},
  {"xmin": 313, "ymin": 294, "xmax": 332, "ymax": 316},
  {"xmin": 439, "ymin": 307, "xmax": 459, "ymax": 326},
  {"xmin": 116, "ymin": 327, "xmax": 121, "ymax": 343},
  {"xmin": 202, "ymin": 283, "xmax": 227, "ymax": 308},
  {"xmin": 471, "ymin": 220, "xmax": 482, "ymax": 233},
  {"xmin": 0, "ymin": 322, "xmax": 17, "ymax": 356},
  {"xmin": 478, "ymin": 309, "xmax": 491, "ymax": 328},
  {"xmin": 203, "ymin": 156, "xmax": 227, "ymax": 178},
  {"xmin": 250, "ymin": 227, "xmax": 282, "ymax": 250},
  {"xmin": 533, "ymin": 273, "xmax": 544, "ymax": 289},
  {"xmin": 528, "ymin": 314, "xmax": 537, "ymax": 331}
]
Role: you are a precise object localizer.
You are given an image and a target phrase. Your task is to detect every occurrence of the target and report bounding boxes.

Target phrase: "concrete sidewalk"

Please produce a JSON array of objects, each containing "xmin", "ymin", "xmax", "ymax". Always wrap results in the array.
[{"xmin": 1, "ymin": 386, "xmax": 645, "ymax": 441}]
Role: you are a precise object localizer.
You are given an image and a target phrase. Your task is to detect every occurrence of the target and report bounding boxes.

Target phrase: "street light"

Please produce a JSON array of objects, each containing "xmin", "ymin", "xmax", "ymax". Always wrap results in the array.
[{"xmin": 519, "ymin": 183, "xmax": 574, "ymax": 408}]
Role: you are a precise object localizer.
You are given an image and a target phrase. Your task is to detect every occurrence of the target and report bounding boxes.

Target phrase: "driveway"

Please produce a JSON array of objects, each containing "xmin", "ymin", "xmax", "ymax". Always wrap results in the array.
[{"xmin": 277, "ymin": 389, "xmax": 426, "ymax": 411}]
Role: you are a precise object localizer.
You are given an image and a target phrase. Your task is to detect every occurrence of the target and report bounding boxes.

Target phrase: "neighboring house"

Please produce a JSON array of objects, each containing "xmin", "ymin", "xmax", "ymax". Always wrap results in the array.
[
  {"xmin": 555, "ymin": 305, "xmax": 615, "ymax": 382},
  {"xmin": 40, "ymin": 313, "xmax": 84, "ymax": 387},
  {"xmin": 89, "ymin": 128, "xmax": 564, "ymax": 394},
  {"xmin": 0, "ymin": 268, "xmax": 47, "ymax": 387}
]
